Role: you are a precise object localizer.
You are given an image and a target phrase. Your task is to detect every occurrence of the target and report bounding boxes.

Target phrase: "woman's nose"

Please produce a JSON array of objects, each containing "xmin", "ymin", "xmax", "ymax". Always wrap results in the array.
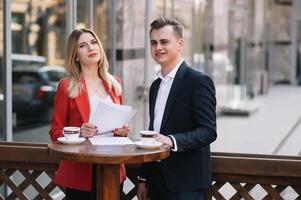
[{"xmin": 87, "ymin": 44, "xmax": 94, "ymax": 51}]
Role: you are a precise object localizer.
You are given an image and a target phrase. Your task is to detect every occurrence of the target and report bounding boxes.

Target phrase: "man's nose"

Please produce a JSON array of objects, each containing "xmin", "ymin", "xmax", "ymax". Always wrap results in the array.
[{"xmin": 156, "ymin": 43, "xmax": 162, "ymax": 50}]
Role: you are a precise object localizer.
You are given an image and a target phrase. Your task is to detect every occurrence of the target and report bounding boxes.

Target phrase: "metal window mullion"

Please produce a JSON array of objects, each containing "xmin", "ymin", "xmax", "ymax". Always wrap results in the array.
[
  {"xmin": 3, "ymin": 0, "xmax": 12, "ymax": 142},
  {"xmin": 66, "ymin": 0, "xmax": 77, "ymax": 37},
  {"xmin": 143, "ymin": 0, "xmax": 153, "ymax": 129},
  {"xmin": 111, "ymin": 0, "xmax": 116, "ymax": 74},
  {"xmin": 88, "ymin": 0, "xmax": 94, "ymax": 29},
  {"xmin": 291, "ymin": 0, "xmax": 298, "ymax": 84}
]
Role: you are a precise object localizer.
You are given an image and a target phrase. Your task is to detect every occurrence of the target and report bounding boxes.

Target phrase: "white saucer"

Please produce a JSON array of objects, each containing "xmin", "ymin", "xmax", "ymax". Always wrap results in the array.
[
  {"xmin": 57, "ymin": 137, "xmax": 86, "ymax": 145},
  {"xmin": 134, "ymin": 141, "xmax": 163, "ymax": 150}
]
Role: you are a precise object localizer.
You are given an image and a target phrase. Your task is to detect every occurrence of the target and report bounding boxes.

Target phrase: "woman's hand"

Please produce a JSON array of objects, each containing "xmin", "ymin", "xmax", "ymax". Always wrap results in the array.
[
  {"xmin": 113, "ymin": 124, "xmax": 129, "ymax": 137},
  {"xmin": 80, "ymin": 123, "xmax": 98, "ymax": 138}
]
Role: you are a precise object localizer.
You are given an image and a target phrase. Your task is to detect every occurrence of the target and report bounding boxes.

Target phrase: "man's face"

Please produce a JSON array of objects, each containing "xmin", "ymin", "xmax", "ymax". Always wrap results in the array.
[{"xmin": 150, "ymin": 25, "xmax": 183, "ymax": 68}]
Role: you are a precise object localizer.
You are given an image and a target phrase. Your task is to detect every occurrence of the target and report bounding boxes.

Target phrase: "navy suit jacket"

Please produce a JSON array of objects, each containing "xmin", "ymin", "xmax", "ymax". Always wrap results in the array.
[{"xmin": 142, "ymin": 61, "xmax": 217, "ymax": 192}]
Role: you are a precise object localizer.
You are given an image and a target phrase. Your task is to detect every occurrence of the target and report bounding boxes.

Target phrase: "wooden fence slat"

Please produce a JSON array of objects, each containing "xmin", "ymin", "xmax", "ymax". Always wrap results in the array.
[
  {"xmin": 7, "ymin": 170, "xmax": 42, "ymax": 200},
  {"xmin": 230, "ymin": 183, "xmax": 256, "ymax": 200},
  {"xmin": 19, "ymin": 170, "xmax": 53, "ymax": 200},
  {"xmin": 0, "ymin": 169, "xmax": 29, "ymax": 200},
  {"xmin": 231, "ymin": 182, "xmax": 255, "ymax": 200},
  {"xmin": 261, "ymin": 184, "xmax": 284, "ymax": 200}
]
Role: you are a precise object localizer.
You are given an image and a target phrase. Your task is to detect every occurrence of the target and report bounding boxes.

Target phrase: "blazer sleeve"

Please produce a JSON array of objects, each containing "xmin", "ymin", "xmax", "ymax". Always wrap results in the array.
[
  {"xmin": 49, "ymin": 80, "xmax": 70, "ymax": 142},
  {"xmin": 172, "ymin": 74, "xmax": 217, "ymax": 152}
]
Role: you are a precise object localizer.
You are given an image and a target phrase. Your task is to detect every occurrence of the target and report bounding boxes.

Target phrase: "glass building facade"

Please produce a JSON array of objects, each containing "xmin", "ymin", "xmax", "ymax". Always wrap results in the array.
[{"xmin": 1, "ymin": 0, "xmax": 300, "ymax": 143}]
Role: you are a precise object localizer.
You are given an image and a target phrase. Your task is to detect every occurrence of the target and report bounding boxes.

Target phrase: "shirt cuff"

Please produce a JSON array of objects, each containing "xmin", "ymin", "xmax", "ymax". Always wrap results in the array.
[{"xmin": 168, "ymin": 135, "xmax": 178, "ymax": 152}]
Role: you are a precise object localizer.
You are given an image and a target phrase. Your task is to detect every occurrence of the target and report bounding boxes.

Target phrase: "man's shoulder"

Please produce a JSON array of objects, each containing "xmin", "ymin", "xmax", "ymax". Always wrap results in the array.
[{"xmin": 184, "ymin": 66, "xmax": 212, "ymax": 81}]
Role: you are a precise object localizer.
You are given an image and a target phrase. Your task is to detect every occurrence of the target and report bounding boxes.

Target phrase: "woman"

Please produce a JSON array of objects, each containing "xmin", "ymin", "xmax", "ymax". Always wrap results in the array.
[{"xmin": 49, "ymin": 28, "xmax": 129, "ymax": 199}]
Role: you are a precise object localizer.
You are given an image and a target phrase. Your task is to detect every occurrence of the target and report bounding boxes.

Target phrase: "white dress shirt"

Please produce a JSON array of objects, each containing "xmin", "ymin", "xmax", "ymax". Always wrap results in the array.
[{"xmin": 154, "ymin": 59, "xmax": 184, "ymax": 151}]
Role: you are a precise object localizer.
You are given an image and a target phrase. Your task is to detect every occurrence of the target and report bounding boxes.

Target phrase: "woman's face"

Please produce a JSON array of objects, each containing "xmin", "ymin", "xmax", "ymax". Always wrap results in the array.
[{"xmin": 76, "ymin": 32, "xmax": 101, "ymax": 67}]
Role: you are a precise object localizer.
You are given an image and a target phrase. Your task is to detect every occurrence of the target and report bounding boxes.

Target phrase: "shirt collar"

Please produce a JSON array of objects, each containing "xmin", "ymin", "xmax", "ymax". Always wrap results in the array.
[{"xmin": 157, "ymin": 58, "xmax": 184, "ymax": 82}]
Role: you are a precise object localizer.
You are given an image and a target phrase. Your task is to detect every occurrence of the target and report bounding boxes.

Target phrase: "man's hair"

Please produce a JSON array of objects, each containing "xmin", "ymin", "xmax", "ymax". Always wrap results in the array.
[{"xmin": 150, "ymin": 17, "xmax": 184, "ymax": 38}]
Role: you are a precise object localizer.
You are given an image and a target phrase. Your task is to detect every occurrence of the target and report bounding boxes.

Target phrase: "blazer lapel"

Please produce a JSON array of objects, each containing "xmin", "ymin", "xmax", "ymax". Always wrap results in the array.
[
  {"xmin": 102, "ymin": 78, "xmax": 121, "ymax": 104},
  {"xmin": 160, "ymin": 62, "xmax": 187, "ymax": 132},
  {"xmin": 149, "ymin": 78, "xmax": 161, "ymax": 130},
  {"xmin": 75, "ymin": 80, "xmax": 90, "ymax": 123}
]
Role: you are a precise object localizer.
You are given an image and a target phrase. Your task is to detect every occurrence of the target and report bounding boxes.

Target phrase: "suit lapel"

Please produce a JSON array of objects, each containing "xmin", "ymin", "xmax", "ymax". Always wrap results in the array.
[
  {"xmin": 149, "ymin": 78, "xmax": 161, "ymax": 130},
  {"xmin": 160, "ymin": 62, "xmax": 187, "ymax": 132},
  {"xmin": 75, "ymin": 80, "xmax": 90, "ymax": 123}
]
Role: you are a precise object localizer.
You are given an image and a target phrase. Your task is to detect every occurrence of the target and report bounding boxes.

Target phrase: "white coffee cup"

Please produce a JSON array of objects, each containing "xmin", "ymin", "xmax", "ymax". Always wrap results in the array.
[
  {"xmin": 63, "ymin": 126, "xmax": 80, "ymax": 141},
  {"xmin": 139, "ymin": 130, "xmax": 158, "ymax": 145}
]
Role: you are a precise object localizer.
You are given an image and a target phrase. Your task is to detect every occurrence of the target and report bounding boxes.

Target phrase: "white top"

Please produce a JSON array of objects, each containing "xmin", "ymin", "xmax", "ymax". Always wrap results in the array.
[
  {"xmin": 153, "ymin": 59, "xmax": 184, "ymax": 151},
  {"xmin": 89, "ymin": 95, "xmax": 113, "ymax": 121}
]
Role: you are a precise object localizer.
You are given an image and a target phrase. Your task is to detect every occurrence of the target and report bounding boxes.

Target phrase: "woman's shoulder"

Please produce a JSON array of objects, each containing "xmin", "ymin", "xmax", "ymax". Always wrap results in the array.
[{"xmin": 57, "ymin": 78, "xmax": 70, "ymax": 90}]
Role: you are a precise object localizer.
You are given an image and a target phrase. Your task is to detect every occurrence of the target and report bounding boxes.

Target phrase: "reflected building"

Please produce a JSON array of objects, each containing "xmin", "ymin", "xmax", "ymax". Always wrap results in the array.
[{"xmin": 0, "ymin": 0, "xmax": 300, "ymax": 141}]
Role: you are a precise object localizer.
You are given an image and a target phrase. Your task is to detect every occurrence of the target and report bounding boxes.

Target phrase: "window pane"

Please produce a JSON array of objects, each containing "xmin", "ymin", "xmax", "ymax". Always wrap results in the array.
[{"xmin": 11, "ymin": 0, "xmax": 67, "ymax": 143}]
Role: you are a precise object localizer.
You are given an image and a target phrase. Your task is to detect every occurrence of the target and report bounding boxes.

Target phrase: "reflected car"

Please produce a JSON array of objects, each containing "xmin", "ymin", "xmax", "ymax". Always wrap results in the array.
[{"xmin": 13, "ymin": 65, "xmax": 66, "ymax": 125}]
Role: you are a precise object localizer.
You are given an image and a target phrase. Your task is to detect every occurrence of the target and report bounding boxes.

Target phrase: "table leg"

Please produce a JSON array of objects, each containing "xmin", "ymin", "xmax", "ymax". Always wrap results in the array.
[{"xmin": 96, "ymin": 164, "xmax": 120, "ymax": 200}]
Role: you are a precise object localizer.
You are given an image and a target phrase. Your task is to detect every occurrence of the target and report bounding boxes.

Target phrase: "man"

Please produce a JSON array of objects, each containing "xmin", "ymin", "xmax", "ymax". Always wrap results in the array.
[{"xmin": 137, "ymin": 17, "xmax": 217, "ymax": 200}]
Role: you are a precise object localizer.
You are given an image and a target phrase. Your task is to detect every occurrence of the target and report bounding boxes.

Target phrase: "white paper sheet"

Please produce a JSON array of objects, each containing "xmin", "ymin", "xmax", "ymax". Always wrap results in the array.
[
  {"xmin": 89, "ymin": 134, "xmax": 134, "ymax": 145},
  {"xmin": 89, "ymin": 98, "xmax": 136, "ymax": 134}
]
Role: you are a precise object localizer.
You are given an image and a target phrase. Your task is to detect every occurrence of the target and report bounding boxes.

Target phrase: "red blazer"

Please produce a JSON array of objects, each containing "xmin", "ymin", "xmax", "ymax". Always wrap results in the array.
[{"xmin": 49, "ymin": 78, "xmax": 126, "ymax": 191}]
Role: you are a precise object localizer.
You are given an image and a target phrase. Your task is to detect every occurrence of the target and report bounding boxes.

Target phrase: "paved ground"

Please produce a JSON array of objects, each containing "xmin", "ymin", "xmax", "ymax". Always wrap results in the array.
[{"xmin": 212, "ymin": 85, "xmax": 301, "ymax": 155}]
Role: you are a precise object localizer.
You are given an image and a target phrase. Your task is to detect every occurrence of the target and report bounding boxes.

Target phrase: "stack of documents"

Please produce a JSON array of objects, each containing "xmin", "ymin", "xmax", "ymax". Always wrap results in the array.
[
  {"xmin": 89, "ymin": 98, "xmax": 137, "ymax": 134},
  {"xmin": 89, "ymin": 132, "xmax": 134, "ymax": 145}
]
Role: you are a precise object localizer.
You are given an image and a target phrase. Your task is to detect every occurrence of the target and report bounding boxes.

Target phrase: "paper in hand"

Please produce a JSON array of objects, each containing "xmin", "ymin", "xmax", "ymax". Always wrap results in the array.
[{"xmin": 89, "ymin": 99, "xmax": 136, "ymax": 134}]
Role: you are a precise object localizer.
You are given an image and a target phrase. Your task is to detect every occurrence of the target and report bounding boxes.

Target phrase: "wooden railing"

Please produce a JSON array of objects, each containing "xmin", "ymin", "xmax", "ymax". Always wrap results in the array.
[{"xmin": 1, "ymin": 142, "xmax": 301, "ymax": 199}]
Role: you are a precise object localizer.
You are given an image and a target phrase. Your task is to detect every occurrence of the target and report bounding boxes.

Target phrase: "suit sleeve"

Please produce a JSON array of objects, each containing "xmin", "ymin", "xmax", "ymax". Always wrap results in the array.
[
  {"xmin": 49, "ymin": 80, "xmax": 69, "ymax": 142},
  {"xmin": 172, "ymin": 74, "xmax": 217, "ymax": 152}
]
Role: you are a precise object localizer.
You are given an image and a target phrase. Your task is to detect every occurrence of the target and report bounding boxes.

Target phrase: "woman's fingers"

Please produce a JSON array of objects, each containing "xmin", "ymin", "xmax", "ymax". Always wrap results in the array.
[
  {"xmin": 80, "ymin": 123, "xmax": 98, "ymax": 137},
  {"xmin": 113, "ymin": 124, "xmax": 130, "ymax": 136}
]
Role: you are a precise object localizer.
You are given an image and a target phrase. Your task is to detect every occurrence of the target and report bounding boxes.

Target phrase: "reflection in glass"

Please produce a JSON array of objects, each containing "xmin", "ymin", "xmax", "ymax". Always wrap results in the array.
[{"xmin": 11, "ymin": 0, "xmax": 67, "ymax": 143}]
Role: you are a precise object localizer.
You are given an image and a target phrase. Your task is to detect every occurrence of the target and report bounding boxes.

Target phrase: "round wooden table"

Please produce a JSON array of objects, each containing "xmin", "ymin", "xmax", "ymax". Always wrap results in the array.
[{"xmin": 48, "ymin": 139, "xmax": 169, "ymax": 200}]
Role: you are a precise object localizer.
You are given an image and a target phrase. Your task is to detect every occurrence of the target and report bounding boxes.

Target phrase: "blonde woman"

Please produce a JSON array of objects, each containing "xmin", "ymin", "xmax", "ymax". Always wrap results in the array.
[{"xmin": 49, "ymin": 28, "xmax": 128, "ymax": 199}]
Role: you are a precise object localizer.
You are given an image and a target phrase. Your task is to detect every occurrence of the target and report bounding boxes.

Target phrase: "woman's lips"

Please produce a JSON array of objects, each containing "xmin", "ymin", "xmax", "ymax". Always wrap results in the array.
[{"xmin": 88, "ymin": 52, "xmax": 97, "ymax": 57}]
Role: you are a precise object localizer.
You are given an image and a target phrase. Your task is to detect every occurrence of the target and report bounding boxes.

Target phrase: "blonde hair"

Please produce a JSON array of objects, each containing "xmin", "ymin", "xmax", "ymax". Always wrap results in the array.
[{"xmin": 66, "ymin": 28, "xmax": 122, "ymax": 98}]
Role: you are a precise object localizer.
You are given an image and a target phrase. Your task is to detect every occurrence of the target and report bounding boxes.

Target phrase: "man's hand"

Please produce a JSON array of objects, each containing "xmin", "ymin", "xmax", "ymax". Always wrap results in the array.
[
  {"xmin": 156, "ymin": 133, "xmax": 173, "ymax": 148},
  {"xmin": 137, "ymin": 183, "xmax": 148, "ymax": 200}
]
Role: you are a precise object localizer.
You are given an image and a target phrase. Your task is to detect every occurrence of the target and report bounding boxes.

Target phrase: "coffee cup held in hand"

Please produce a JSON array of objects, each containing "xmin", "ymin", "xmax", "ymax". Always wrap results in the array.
[
  {"xmin": 139, "ymin": 130, "xmax": 158, "ymax": 145},
  {"xmin": 63, "ymin": 127, "xmax": 80, "ymax": 141}
]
